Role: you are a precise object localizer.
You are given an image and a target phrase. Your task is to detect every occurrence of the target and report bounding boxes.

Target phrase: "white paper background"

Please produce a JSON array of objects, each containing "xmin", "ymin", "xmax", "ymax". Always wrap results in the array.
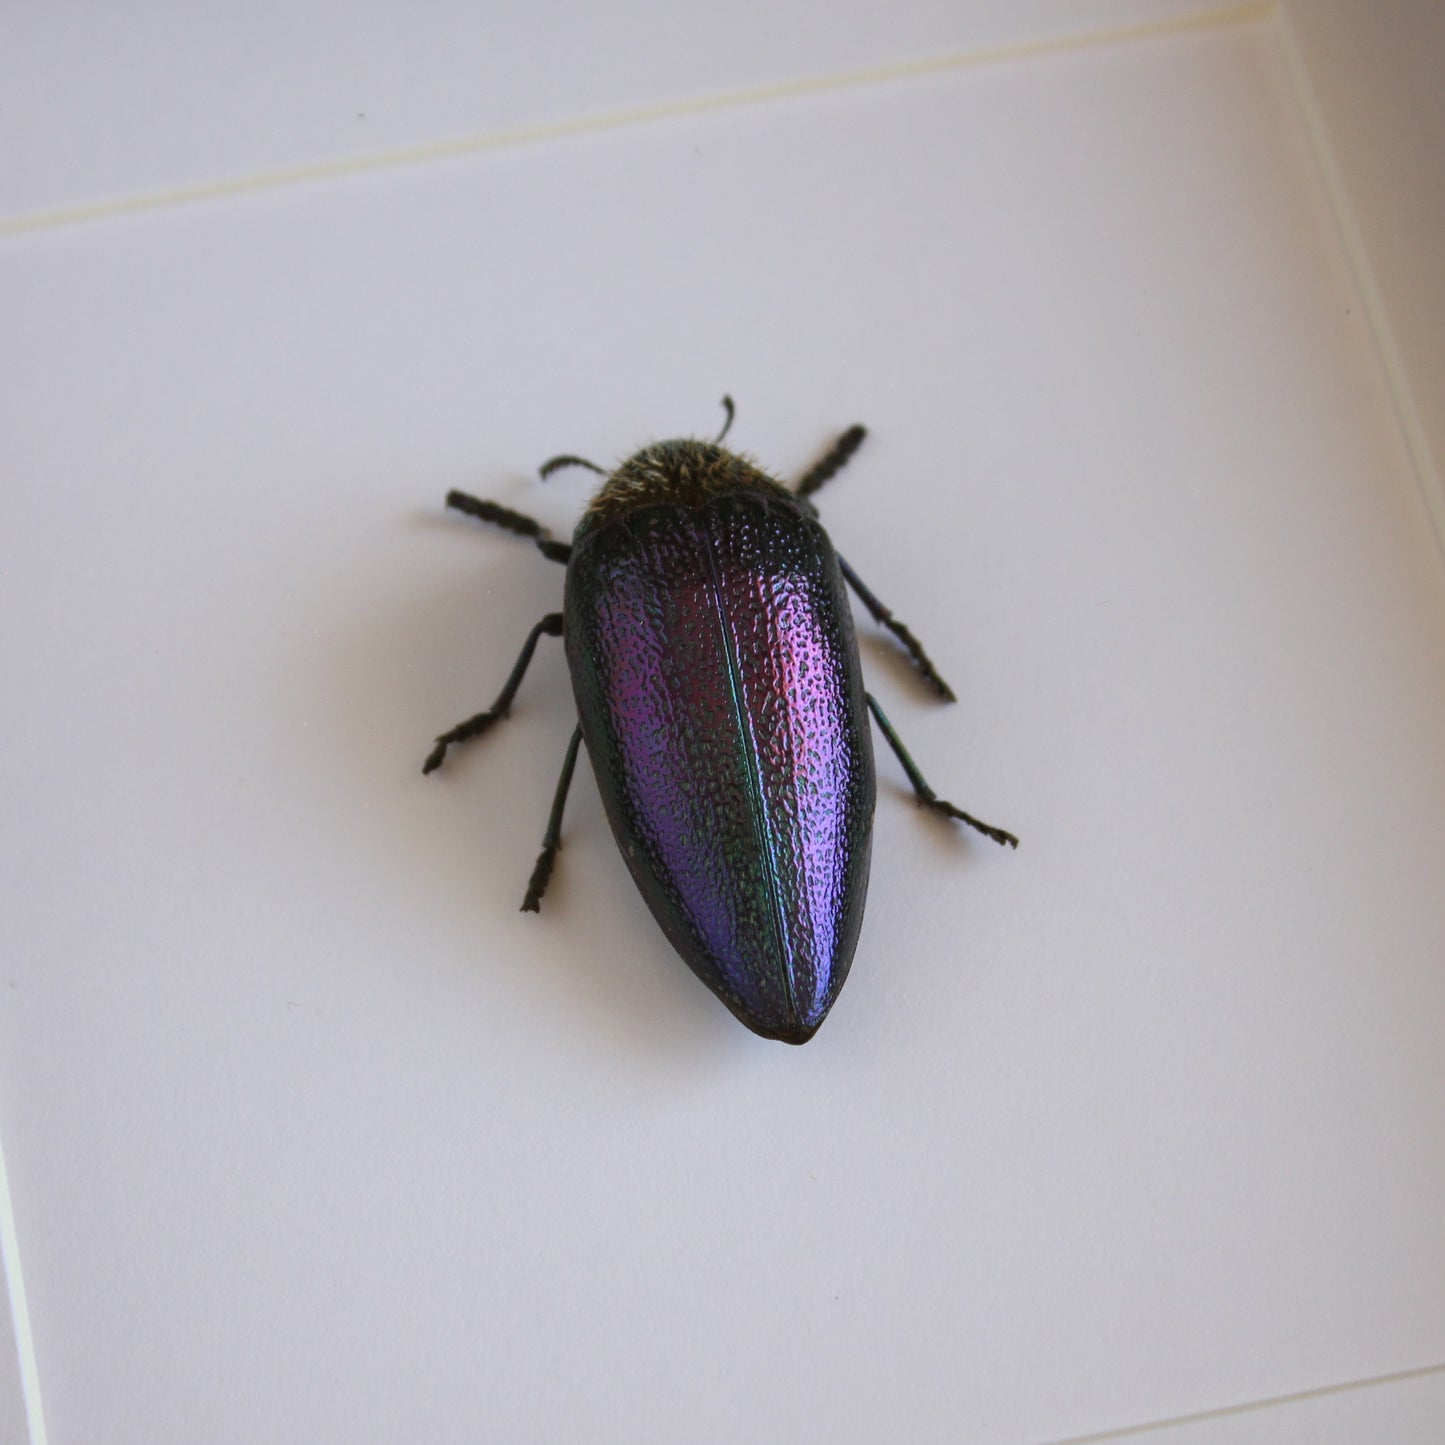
[
  {"xmin": 2, "ymin": 12, "xmax": 1444, "ymax": 1445},
  {"xmin": 1, "ymin": 0, "xmax": 1230, "ymax": 223}
]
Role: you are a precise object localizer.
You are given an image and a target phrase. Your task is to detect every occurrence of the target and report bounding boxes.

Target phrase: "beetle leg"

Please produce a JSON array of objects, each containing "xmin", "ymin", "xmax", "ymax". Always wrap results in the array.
[
  {"xmin": 522, "ymin": 724, "xmax": 585, "ymax": 912},
  {"xmin": 795, "ymin": 424, "xmax": 867, "ymax": 500},
  {"xmin": 444, "ymin": 490, "xmax": 571, "ymax": 564},
  {"xmin": 840, "ymin": 557, "xmax": 956, "ymax": 702},
  {"xmin": 866, "ymin": 694, "xmax": 1017, "ymax": 848},
  {"xmin": 422, "ymin": 613, "xmax": 564, "ymax": 774}
]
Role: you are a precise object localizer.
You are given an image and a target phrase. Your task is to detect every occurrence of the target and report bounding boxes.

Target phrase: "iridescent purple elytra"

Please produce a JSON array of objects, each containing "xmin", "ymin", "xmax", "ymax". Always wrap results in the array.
[
  {"xmin": 423, "ymin": 406, "xmax": 1017, "ymax": 1044},
  {"xmin": 567, "ymin": 446, "xmax": 872, "ymax": 1042}
]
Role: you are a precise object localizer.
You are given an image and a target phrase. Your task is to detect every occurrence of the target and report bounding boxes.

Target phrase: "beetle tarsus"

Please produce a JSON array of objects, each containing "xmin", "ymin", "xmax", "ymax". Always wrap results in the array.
[
  {"xmin": 521, "ymin": 846, "xmax": 556, "ymax": 913},
  {"xmin": 422, "ymin": 710, "xmax": 505, "ymax": 774},
  {"xmin": 918, "ymin": 791, "xmax": 1019, "ymax": 848},
  {"xmin": 520, "ymin": 724, "xmax": 585, "ymax": 912},
  {"xmin": 421, "ymin": 613, "xmax": 563, "ymax": 774},
  {"xmin": 867, "ymin": 692, "xmax": 1017, "ymax": 848}
]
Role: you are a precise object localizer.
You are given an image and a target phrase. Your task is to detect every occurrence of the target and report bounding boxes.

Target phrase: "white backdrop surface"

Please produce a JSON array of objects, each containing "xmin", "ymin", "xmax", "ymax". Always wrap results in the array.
[
  {"xmin": 2, "ymin": 12, "xmax": 1444, "ymax": 1445},
  {"xmin": 1, "ymin": 0, "xmax": 1237, "ymax": 224}
]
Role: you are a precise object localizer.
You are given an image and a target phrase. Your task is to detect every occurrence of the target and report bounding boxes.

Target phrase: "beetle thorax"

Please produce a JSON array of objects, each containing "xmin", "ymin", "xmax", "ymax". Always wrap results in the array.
[{"xmin": 585, "ymin": 440, "xmax": 794, "ymax": 522}]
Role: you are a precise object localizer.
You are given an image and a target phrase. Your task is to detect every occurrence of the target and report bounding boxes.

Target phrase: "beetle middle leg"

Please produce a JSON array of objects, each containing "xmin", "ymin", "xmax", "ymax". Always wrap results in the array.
[
  {"xmin": 791, "ymin": 425, "xmax": 954, "ymax": 699},
  {"xmin": 866, "ymin": 694, "xmax": 1018, "ymax": 848},
  {"xmin": 422, "ymin": 613, "xmax": 564, "ymax": 774},
  {"xmin": 840, "ymin": 557, "xmax": 956, "ymax": 702},
  {"xmin": 522, "ymin": 724, "xmax": 585, "ymax": 912}
]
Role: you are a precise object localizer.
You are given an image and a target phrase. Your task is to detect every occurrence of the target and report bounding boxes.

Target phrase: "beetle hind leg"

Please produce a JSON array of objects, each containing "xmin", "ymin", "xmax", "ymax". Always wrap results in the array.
[
  {"xmin": 866, "ymin": 694, "xmax": 1018, "ymax": 849},
  {"xmin": 422, "ymin": 613, "xmax": 564, "ymax": 773},
  {"xmin": 522, "ymin": 725, "xmax": 585, "ymax": 912}
]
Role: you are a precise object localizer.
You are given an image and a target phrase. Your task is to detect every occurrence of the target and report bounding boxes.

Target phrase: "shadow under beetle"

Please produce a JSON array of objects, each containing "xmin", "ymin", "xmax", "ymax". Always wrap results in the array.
[{"xmin": 424, "ymin": 400, "xmax": 1016, "ymax": 1044}]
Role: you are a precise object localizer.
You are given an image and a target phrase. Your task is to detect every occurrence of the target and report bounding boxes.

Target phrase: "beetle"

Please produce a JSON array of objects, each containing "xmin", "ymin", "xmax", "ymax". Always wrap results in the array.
[{"xmin": 423, "ymin": 399, "xmax": 1016, "ymax": 1043}]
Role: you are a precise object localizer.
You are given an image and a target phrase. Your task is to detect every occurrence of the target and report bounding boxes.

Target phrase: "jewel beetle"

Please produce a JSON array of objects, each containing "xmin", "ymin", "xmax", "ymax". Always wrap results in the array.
[{"xmin": 423, "ymin": 400, "xmax": 1016, "ymax": 1043}]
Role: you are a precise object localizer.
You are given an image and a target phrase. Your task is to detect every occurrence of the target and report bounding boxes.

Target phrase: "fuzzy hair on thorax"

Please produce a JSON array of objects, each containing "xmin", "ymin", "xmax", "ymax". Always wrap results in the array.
[{"xmin": 584, "ymin": 440, "xmax": 795, "ymax": 522}]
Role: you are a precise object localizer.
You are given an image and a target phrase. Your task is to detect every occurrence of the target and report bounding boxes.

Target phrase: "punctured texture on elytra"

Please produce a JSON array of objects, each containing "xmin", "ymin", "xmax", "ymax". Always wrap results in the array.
[{"xmin": 566, "ymin": 445, "xmax": 874, "ymax": 1043}]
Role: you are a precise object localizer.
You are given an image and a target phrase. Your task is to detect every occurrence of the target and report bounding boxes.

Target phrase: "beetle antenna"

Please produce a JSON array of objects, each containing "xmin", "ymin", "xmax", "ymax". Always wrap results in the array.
[
  {"xmin": 539, "ymin": 454, "xmax": 608, "ymax": 481},
  {"xmin": 714, "ymin": 395, "xmax": 736, "ymax": 444}
]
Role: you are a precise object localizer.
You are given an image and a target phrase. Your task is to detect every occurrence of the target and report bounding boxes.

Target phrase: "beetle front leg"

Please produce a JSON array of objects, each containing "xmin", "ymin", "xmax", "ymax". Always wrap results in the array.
[
  {"xmin": 522, "ymin": 724, "xmax": 585, "ymax": 912},
  {"xmin": 445, "ymin": 490, "xmax": 571, "ymax": 564},
  {"xmin": 795, "ymin": 424, "xmax": 867, "ymax": 500},
  {"xmin": 866, "ymin": 694, "xmax": 1017, "ymax": 848},
  {"xmin": 422, "ymin": 613, "xmax": 564, "ymax": 774},
  {"xmin": 841, "ymin": 558, "xmax": 956, "ymax": 702}
]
